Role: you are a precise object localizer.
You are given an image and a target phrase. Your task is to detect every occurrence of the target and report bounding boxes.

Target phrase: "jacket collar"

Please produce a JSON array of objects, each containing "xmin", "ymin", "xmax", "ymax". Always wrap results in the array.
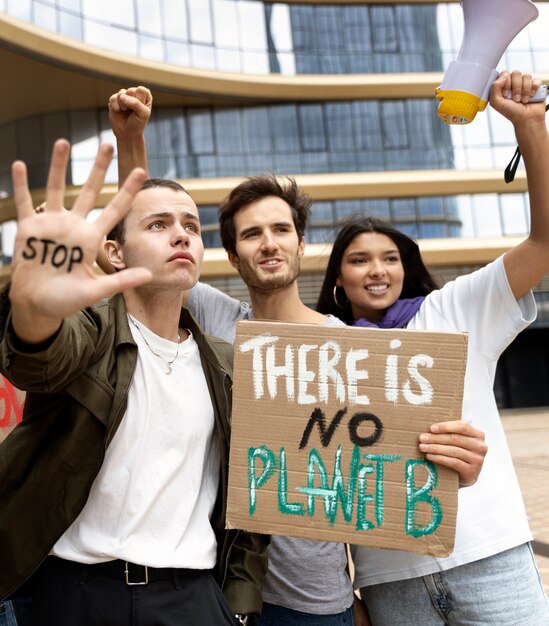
[{"xmin": 107, "ymin": 293, "xmax": 232, "ymax": 377}]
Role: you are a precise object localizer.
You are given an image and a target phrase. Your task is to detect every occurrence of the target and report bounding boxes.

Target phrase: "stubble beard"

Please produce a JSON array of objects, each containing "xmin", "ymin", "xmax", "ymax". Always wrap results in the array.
[{"xmin": 239, "ymin": 255, "xmax": 300, "ymax": 295}]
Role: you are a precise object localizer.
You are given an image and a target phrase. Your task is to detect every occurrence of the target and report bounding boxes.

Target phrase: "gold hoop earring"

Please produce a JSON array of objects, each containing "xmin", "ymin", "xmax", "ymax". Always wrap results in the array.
[{"xmin": 333, "ymin": 285, "xmax": 348, "ymax": 309}]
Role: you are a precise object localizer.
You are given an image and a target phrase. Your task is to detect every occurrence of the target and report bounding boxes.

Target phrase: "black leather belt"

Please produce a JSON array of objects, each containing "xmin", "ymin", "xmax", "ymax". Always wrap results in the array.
[{"xmin": 51, "ymin": 557, "xmax": 194, "ymax": 586}]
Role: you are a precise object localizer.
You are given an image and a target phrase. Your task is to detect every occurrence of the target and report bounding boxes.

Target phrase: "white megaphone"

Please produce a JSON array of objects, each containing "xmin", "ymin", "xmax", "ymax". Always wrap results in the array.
[{"xmin": 436, "ymin": 0, "xmax": 546, "ymax": 125}]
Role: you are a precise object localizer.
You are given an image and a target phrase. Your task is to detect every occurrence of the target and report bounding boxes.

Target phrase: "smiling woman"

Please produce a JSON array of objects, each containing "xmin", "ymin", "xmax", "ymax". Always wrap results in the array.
[{"xmin": 316, "ymin": 71, "xmax": 549, "ymax": 625}]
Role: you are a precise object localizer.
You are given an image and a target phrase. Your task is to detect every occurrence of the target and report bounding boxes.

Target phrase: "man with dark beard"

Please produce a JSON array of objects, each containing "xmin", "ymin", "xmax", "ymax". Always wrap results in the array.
[{"xmin": 187, "ymin": 174, "xmax": 331, "ymax": 342}]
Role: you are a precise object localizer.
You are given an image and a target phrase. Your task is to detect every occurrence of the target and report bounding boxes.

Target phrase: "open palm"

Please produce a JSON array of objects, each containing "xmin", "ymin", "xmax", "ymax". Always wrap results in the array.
[{"xmin": 9, "ymin": 139, "xmax": 152, "ymax": 343}]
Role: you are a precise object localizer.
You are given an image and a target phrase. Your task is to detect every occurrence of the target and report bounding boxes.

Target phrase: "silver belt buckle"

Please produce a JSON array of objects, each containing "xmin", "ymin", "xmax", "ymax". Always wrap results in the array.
[{"xmin": 125, "ymin": 562, "xmax": 149, "ymax": 585}]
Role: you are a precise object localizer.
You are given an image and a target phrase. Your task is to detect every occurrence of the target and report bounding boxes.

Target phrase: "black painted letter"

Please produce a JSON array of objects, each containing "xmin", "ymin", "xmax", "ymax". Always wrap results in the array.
[{"xmin": 348, "ymin": 412, "xmax": 383, "ymax": 447}]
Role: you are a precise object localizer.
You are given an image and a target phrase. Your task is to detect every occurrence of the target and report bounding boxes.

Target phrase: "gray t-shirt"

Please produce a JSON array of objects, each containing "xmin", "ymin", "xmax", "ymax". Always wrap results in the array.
[{"xmin": 186, "ymin": 282, "xmax": 354, "ymax": 614}]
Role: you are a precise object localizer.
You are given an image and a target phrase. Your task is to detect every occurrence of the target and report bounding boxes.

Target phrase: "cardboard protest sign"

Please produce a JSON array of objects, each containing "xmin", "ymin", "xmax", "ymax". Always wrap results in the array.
[
  {"xmin": 0, "ymin": 376, "xmax": 25, "ymax": 443},
  {"xmin": 227, "ymin": 321, "xmax": 468, "ymax": 557}
]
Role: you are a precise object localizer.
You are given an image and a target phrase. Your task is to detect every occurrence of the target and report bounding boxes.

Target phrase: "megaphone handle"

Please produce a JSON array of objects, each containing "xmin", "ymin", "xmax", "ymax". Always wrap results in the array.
[{"xmin": 505, "ymin": 84, "xmax": 547, "ymax": 103}]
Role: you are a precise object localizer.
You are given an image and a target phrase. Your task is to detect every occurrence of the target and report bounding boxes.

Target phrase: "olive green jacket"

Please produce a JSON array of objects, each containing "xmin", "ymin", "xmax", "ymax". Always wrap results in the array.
[{"xmin": 0, "ymin": 290, "xmax": 267, "ymax": 614}]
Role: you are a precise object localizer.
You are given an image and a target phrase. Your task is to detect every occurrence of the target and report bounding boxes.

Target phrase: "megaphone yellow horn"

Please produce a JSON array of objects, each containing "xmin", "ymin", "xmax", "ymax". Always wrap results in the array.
[{"xmin": 436, "ymin": 0, "xmax": 544, "ymax": 124}]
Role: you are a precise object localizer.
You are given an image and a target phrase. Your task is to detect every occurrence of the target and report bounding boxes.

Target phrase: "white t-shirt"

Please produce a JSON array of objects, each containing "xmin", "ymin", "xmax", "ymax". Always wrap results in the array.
[
  {"xmin": 53, "ymin": 316, "xmax": 220, "ymax": 569},
  {"xmin": 352, "ymin": 255, "xmax": 536, "ymax": 587},
  {"xmin": 187, "ymin": 282, "xmax": 355, "ymax": 615}
]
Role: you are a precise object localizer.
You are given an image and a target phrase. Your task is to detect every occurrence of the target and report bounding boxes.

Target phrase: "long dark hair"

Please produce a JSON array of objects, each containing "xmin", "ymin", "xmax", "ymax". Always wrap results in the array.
[{"xmin": 317, "ymin": 215, "xmax": 439, "ymax": 324}]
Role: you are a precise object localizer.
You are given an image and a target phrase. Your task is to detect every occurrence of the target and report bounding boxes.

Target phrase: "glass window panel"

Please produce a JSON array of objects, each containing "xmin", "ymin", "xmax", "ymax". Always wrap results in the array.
[
  {"xmin": 241, "ymin": 51, "xmax": 269, "ymax": 74},
  {"xmin": 307, "ymin": 227, "xmax": 333, "ymax": 245},
  {"xmin": 454, "ymin": 148, "xmax": 467, "ymax": 170},
  {"xmin": 274, "ymin": 153, "xmax": 302, "ymax": 174},
  {"xmin": 58, "ymin": 0, "xmax": 80, "ymax": 10},
  {"xmin": 84, "ymin": 22, "xmax": 138, "ymax": 56},
  {"xmin": 241, "ymin": 107, "xmax": 272, "ymax": 154},
  {"xmin": 216, "ymin": 154, "xmax": 245, "ymax": 176},
  {"xmin": 33, "ymin": 3, "xmax": 57, "ymax": 31},
  {"xmin": 148, "ymin": 119, "xmax": 187, "ymax": 162},
  {"xmin": 188, "ymin": 0, "xmax": 213, "ymax": 44},
  {"xmin": 371, "ymin": 6, "xmax": 397, "ymax": 53},
  {"xmin": 465, "ymin": 147, "xmax": 494, "ymax": 169},
  {"xmin": 216, "ymin": 49, "xmax": 241, "ymax": 73},
  {"xmin": 310, "ymin": 201, "xmax": 333, "ymax": 223},
  {"xmin": 420, "ymin": 223, "xmax": 446, "ymax": 239},
  {"xmin": 139, "ymin": 34, "xmax": 165, "ymax": 61},
  {"xmin": 244, "ymin": 154, "xmax": 272, "ymax": 175},
  {"xmin": 1, "ymin": 221, "xmax": 17, "ymax": 260},
  {"xmin": 162, "ymin": 0, "xmax": 188, "ymax": 40},
  {"xmin": 500, "ymin": 193, "xmax": 528, "ymax": 236},
  {"xmin": 329, "ymin": 152, "xmax": 357, "ymax": 173},
  {"xmin": 59, "ymin": 11, "xmax": 83, "ymax": 39},
  {"xmin": 7, "ymin": 0, "xmax": 30, "ymax": 20},
  {"xmin": 238, "ymin": 0, "xmax": 267, "ymax": 51},
  {"xmin": 271, "ymin": 106, "xmax": 300, "ymax": 153},
  {"xmin": 445, "ymin": 4, "xmax": 464, "ymax": 52},
  {"xmin": 212, "ymin": 0, "xmax": 239, "ymax": 49},
  {"xmin": 188, "ymin": 110, "xmax": 214, "ymax": 154},
  {"xmin": 136, "ymin": 0, "xmax": 162, "ymax": 35},
  {"xmin": 315, "ymin": 7, "xmax": 341, "ymax": 53},
  {"xmin": 418, "ymin": 197, "xmax": 443, "ymax": 217},
  {"xmin": 334, "ymin": 200, "xmax": 362, "ymax": 220},
  {"xmin": 82, "ymin": 0, "xmax": 135, "ymax": 28},
  {"xmin": 299, "ymin": 105, "xmax": 326, "ymax": 152},
  {"xmin": 352, "ymin": 101, "xmax": 383, "ymax": 151},
  {"xmin": 503, "ymin": 51, "xmax": 534, "ymax": 75},
  {"xmin": 147, "ymin": 156, "xmax": 176, "ymax": 179},
  {"xmin": 343, "ymin": 6, "xmax": 371, "ymax": 53},
  {"xmin": 391, "ymin": 198, "xmax": 417, "ymax": 219},
  {"xmin": 276, "ymin": 52, "xmax": 295, "ymax": 76},
  {"xmin": 395, "ymin": 222, "xmax": 419, "ymax": 240},
  {"xmin": 191, "ymin": 44, "xmax": 216, "ymax": 69},
  {"xmin": 166, "ymin": 41, "xmax": 190, "ymax": 65},
  {"xmin": 214, "ymin": 109, "xmax": 243, "ymax": 155},
  {"xmin": 301, "ymin": 152, "xmax": 328, "ymax": 174},
  {"xmin": 380, "ymin": 102, "xmax": 408, "ymax": 150},
  {"xmin": 363, "ymin": 199, "xmax": 391, "ymax": 220},
  {"xmin": 449, "ymin": 123, "xmax": 465, "ymax": 149},
  {"xmin": 269, "ymin": 5, "xmax": 293, "ymax": 52},
  {"xmin": 471, "ymin": 194, "xmax": 502, "ymax": 237},
  {"xmin": 196, "ymin": 154, "xmax": 217, "ymax": 177},
  {"xmin": 436, "ymin": 5, "xmax": 452, "ymax": 56},
  {"xmin": 70, "ymin": 158, "xmax": 96, "ymax": 185}
]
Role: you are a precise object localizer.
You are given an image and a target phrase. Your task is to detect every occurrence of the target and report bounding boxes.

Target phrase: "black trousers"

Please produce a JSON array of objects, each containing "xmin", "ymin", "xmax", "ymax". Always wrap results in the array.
[{"xmin": 29, "ymin": 557, "xmax": 237, "ymax": 626}]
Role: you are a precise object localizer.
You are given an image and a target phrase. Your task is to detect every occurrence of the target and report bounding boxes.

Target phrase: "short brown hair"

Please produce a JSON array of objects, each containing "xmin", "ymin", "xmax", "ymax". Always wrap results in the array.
[
  {"xmin": 107, "ymin": 178, "xmax": 189, "ymax": 243},
  {"xmin": 218, "ymin": 174, "xmax": 311, "ymax": 255}
]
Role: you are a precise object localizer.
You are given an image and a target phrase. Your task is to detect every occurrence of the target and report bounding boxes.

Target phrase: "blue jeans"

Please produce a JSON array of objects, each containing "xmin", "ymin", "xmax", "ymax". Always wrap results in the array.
[
  {"xmin": 0, "ymin": 599, "xmax": 32, "ymax": 626},
  {"xmin": 259, "ymin": 603, "xmax": 354, "ymax": 625},
  {"xmin": 360, "ymin": 543, "xmax": 549, "ymax": 625}
]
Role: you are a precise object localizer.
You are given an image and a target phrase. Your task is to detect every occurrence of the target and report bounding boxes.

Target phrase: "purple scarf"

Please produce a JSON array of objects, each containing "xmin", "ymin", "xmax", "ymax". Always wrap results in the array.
[{"xmin": 353, "ymin": 296, "xmax": 425, "ymax": 329}]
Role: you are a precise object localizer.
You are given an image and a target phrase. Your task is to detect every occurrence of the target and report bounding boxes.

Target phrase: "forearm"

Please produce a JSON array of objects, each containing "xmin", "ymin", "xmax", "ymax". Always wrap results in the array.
[
  {"xmin": 516, "ymin": 117, "xmax": 549, "ymax": 242},
  {"xmin": 223, "ymin": 531, "xmax": 269, "ymax": 616},
  {"xmin": 116, "ymin": 134, "xmax": 149, "ymax": 185}
]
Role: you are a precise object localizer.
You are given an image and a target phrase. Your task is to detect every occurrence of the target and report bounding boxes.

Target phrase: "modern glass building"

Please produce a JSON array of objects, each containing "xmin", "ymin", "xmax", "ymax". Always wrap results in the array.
[{"xmin": 0, "ymin": 0, "xmax": 548, "ymax": 406}]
